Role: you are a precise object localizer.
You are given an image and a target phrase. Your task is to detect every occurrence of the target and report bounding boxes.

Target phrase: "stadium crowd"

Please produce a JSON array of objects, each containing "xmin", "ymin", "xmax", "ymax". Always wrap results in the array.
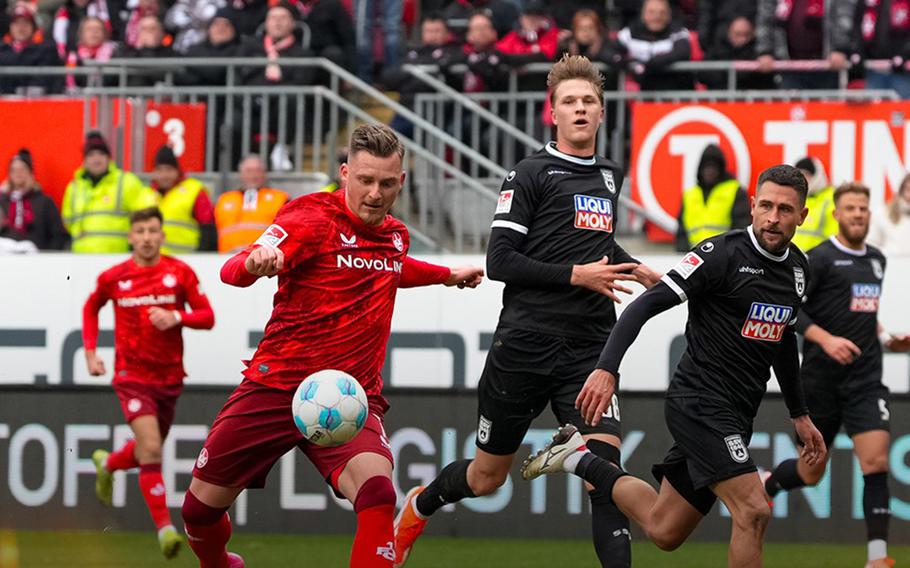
[{"xmin": 3, "ymin": 0, "xmax": 910, "ymax": 254}]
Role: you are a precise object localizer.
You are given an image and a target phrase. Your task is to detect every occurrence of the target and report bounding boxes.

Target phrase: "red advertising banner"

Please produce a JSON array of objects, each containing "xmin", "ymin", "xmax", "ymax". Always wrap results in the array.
[
  {"xmin": 141, "ymin": 102, "xmax": 207, "ymax": 172},
  {"xmin": 630, "ymin": 101, "xmax": 910, "ymax": 240}
]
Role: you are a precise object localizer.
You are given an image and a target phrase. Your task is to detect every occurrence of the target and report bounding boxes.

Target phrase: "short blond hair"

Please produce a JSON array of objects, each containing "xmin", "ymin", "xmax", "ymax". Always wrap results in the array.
[
  {"xmin": 547, "ymin": 54, "xmax": 604, "ymax": 106},
  {"xmin": 834, "ymin": 181, "xmax": 871, "ymax": 205},
  {"xmin": 349, "ymin": 124, "xmax": 406, "ymax": 161}
]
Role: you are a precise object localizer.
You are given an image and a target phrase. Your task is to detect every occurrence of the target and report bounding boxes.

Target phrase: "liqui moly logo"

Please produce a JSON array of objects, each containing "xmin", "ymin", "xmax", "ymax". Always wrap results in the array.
[
  {"xmin": 574, "ymin": 195, "xmax": 613, "ymax": 233},
  {"xmin": 741, "ymin": 302, "xmax": 793, "ymax": 342},
  {"xmin": 850, "ymin": 283, "xmax": 881, "ymax": 313}
]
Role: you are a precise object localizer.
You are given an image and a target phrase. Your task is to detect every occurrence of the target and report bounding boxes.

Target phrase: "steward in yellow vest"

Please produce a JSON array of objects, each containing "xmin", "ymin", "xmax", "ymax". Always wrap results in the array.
[
  {"xmin": 675, "ymin": 144, "xmax": 751, "ymax": 251},
  {"xmin": 792, "ymin": 157, "xmax": 838, "ymax": 252},
  {"xmin": 151, "ymin": 146, "xmax": 216, "ymax": 254},
  {"xmin": 62, "ymin": 131, "xmax": 159, "ymax": 253}
]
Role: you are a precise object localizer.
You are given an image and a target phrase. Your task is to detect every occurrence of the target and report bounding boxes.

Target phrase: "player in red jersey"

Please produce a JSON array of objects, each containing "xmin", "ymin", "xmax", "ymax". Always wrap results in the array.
[
  {"xmin": 180, "ymin": 124, "xmax": 484, "ymax": 568},
  {"xmin": 83, "ymin": 206, "xmax": 215, "ymax": 559}
]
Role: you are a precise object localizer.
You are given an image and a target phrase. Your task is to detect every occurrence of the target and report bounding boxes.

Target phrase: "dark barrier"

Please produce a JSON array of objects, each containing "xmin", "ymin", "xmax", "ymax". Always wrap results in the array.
[{"xmin": 1, "ymin": 387, "xmax": 908, "ymax": 543}]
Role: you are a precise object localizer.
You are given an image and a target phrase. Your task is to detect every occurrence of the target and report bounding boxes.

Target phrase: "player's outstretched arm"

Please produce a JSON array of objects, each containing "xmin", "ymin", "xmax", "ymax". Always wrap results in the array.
[
  {"xmin": 82, "ymin": 277, "xmax": 109, "ymax": 377},
  {"xmin": 220, "ymin": 245, "xmax": 284, "ymax": 287},
  {"xmin": 398, "ymin": 256, "xmax": 483, "ymax": 289},
  {"xmin": 578, "ymin": 282, "xmax": 682, "ymax": 425}
]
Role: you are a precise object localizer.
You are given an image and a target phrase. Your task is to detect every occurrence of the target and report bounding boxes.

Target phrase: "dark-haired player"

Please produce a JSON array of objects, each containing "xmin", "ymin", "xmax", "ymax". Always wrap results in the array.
[
  {"xmin": 84, "ymin": 206, "xmax": 215, "ymax": 559},
  {"xmin": 523, "ymin": 165, "xmax": 827, "ymax": 568},
  {"xmin": 763, "ymin": 182, "xmax": 910, "ymax": 568}
]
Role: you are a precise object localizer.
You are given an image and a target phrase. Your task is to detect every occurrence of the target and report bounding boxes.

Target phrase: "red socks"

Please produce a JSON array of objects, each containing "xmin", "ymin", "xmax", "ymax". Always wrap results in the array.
[
  {"xmin": 138, "ymin": 463, "xmax": 172, "ymax": 530},
  {"xmin": 183, "ymin": 490, "xmax": 232, "ymax": 568},
  {"xmin": 350, "ymin": 476, "xmax": 397, "ymax": 568},
  {"xmin": 106, "ymin": 440, "xmax": 139, "ymax": 472}
]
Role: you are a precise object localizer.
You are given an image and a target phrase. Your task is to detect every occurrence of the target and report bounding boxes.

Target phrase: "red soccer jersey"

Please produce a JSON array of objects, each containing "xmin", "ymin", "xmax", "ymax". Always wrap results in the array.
[
  {"xmin": 83, "ymin": 255, "xmax": 215, "ymax": 385},
  {"xmin": 221, "ymin": 190, "xmax": 450, "ymax": 413}
]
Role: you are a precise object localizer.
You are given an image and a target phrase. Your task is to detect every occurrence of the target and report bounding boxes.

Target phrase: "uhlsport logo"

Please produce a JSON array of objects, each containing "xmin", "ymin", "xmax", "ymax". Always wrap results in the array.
[
  {"xmin": 741, "ymin": 302, "xmax": 793, "ymax": 342},
  {"xmin": 574, "ymin": 194, "xmax": 613, "ymax": 233},
  {"xmin": 850, "ymin": 283, "xmax": 881, "ymax": 313}
]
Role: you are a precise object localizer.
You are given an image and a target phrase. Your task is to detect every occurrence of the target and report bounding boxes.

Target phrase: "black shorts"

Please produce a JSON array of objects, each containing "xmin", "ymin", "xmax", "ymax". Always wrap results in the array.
[
  {"xmin": 475, "ymin": 327, "xmax": 621, "ymax": 456},
  {"xmin": 802, "ymin": 370, "xmax": 890, "ymax": 449},
  {"xmin": 652, "ymin": 396, "xmax": 756, "ymax": 516}
]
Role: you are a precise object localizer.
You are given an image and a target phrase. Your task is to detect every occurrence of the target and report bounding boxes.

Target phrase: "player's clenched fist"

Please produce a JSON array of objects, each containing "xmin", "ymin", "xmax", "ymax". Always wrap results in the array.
[
  {"xmin": 245, "ymin": 245, "xmax": 285, "ymax": 277},
  {"xmin": 576, "ymin": 368, "xmax": 617, "ymax": 427},
  {"xmin": 148, "ymin": 307, "xmax": 180, "ymax": 331},
  {"xmin": 445, "ymin": 266, "xmax": 484, "ymax": 289},
  {"xmin": 570, "ymin": 256, "xmax": 638, "ymax": 303},
  {"xmin": 85, "ymin": 350, "xmax": 106, "ymax": 376}
]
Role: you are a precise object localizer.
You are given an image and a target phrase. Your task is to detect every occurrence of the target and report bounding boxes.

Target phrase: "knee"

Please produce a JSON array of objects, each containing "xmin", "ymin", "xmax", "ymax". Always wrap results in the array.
[
  {"xmin": 468, "ymin": 465, "xmax": 508, "ymax": 496},
  {"xmin": 182, "ymin": 491, "xmax": 226, "ymax": 526},
  {"xmin": 647, "ymin": 527, "xmax": 686, "ymax": 552},
  {"xmin": 135, "ymin": 442, "xmax": 162, "ymax": 464},
  {"xmin": 732, "ymin": 501, "xmax": 771, "ymax": 533},
  {"xmin": 860, "ymin": 456, "xmax": 889, "ymax": 475},
  {"xmin": 354, "ymin": 476, "xmax": 396, "ymax": 512}
]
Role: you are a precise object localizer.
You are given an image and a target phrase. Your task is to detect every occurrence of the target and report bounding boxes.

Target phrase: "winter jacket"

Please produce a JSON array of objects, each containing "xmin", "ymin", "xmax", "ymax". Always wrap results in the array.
[
  {"xmin": 0, "ymin": 40, "xmax": 64, "ymax": 94},
  {"xmin": 302, "ymin": 0, "xmax": 355, "ymax": 70},
  {"xmin": 165, "ymin": 0, "xmax": 226, "ymax": 54},
  {"xmin": 701, "ymin": 37, "xmax": 776, "ymax": 89},
  {"xmin": 382, "ymin": 41, "xmax": 463, "ymax": 107},
  {"xmin": 0, "ymin": 188, "xmax": 71, "ymax": 250},
  {"xmin": 617, "ymin": 19, "xmax": 694, "ymax": 90},
  {"xmin": 755, "ymin": 0, "xmax": 857, "ymax": 59}
]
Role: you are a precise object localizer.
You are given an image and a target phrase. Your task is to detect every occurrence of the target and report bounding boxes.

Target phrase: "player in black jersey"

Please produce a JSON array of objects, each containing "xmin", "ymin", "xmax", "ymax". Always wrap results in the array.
[
  {"xmin": 394, "ymin": 55, "xmax": 660, "ymax": 568},
  {"xmin": 762, "ymin": 182, "xmax": 910, "ymax": 568},
  {"xmin": 522, "ymin": 165, "xmax": 827, "ymax": 568}
]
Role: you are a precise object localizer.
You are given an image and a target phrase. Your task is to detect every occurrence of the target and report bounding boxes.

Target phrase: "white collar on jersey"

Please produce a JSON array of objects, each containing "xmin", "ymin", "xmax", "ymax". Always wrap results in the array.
[
  {"xmin": 828, "ymin": 235, "xmax": 867, "ymax": 256},
  {"xmin": 545, "ymin": 142, "xmax": 597, "ymax": 166},
  {"xmin": 748, "ymin": 226, "xmax": 789, "ymax": 262}
]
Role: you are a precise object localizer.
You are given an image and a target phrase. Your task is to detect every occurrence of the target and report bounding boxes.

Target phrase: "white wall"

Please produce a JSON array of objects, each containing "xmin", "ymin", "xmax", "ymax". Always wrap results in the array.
[{"xmin": 1, "ymin": 253, "xmax": 908, "ymax": 392}]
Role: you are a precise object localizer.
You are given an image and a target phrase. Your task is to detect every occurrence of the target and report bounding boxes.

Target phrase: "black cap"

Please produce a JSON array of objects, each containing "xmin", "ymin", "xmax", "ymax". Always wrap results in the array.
[
  {"xmin": 154, "ymin": 145, "xmax": 180, "ymax": 169},
  {"xmin": 10, "ymin": 148, "xmax": 33, "ymax": 172},
  {"xmin": 794, "ymin": 157, "xmax": 815, "ymax": 174},
  {"xmin": 269, "ymin": 0, "xmax": 300, "ymax": 20},
  {"xmin": 210, "ymin": 6, "xmax": 238, "ymax": 29},
  {"xmin": 524, "ymin": 0, "xmax": 548, "ymax": 16},
  {"xmin": 84, "ymin": 131, "xmax": 111, "ymax": 157}
]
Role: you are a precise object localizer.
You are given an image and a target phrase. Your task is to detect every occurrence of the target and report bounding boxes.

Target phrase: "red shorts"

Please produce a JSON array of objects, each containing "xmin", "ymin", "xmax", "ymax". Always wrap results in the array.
[
  {"xmin": 113, "ymin": 380, "xmax": 184, "ymax": 439},
  {"xmin": 193, "ymin": 379, "xmax": 392, "ymax": 492}
]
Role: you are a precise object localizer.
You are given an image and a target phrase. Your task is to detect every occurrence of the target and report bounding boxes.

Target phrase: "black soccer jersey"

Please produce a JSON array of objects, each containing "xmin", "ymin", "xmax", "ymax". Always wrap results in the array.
[
  {"xmin": 488, "ymin": 142, "xmax": 635, "ymax": 339},
  {"xmin": 798, "ymin": 236, "xmax": 887, "ymax": 374},
  {"xmin": 661, "ymin": 229, "xmax": 810, "ymax": 419}
]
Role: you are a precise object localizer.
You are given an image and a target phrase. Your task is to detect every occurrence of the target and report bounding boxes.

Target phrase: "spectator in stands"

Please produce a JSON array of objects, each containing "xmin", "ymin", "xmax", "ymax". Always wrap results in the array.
[
  {"xmin": 354, "ymin": 0, "xmax": 402, "ymax": 83},
  {"xmin": 701, "ymin": 15, "xmax": 775, "ymax": 90},
  {"xmin": 0, "ymin": 149, "xmax": 69, "ymax": 250},
  {"xmin": 68, "ymin": 15, "xmax": 117, "ymax": 63},
  {"xmin": 0, "ymin": 4, "xmax": 63, "ymax": 95},
  {"xmin": 442, "ymin": 0, "xmax": 520, "ymax": 41},
  {"xmin": 164, "ymin": 0, "xmax": 225, "ymax": 54},
  {"xmin": 549, "ymin": 0, "xmax": 607, "ymax": 31},
  {"xmin": 177, "ymin": 7, "xmax": 244, "ymax": 86},
  {"xmin": 151, "ymin": 145, "xmax": 216, "ymax": 253},
  {"xmin": 791, "ymin": 156, "xmax": 838, "ymax": 252},
  {"xmin": 755, "ymin": 0, "xmax": 855, "ymax": 89},
  {"xmin": 697, "ymin": 0, "xmax": 755, "ymax": 52},
  {"xmin": 675, "ymin": 144, "xmax": 750, "ymax": 251},
  {"xmin": 617, "ymin": 0, "xmax": 694, "ymax": 91},
  {"xmin": 299, "ymin": 0, "xmax": 356, "ymax": 72},
  {"xmin": 118, "ymin": 15, "xmax": 173, "ymax": 70},
  {"xmin": 241, "ymin": 1, "xmax": 313, "ymax": 86},
  {"xmin": 384, "ymin": 12, "xmax": 462, "ymax": 138},
  {"xmin": 52, "ymin": 0, "xmax": 119, "ymax": 57},
  {"xmin": 558, "ymin": 9, "xmax": 622, "ymax": 75},
  {"xmin": 122, "ymin": 0, "xmax": 163, "ymax": 48},
  {"xmin": 214, "ymin": 154, "xmax": 288, "ymax": 253},
  {"xmin": 868, "ymin": 173, "xmax": 910, "ymax": 256},
  {"xmin": 856, "ymin": 0, "xmax": 910, "ymax": 99},
  {"xmin": 456, "ymin": 10, "xmax": 509, "ymax": 93},
  {"xmin": 0, "ymin": 207, "xmax": 38, "ymax": 254},
  {"xmin": 496, "ymin": 1, "xmax": 559, "ymax": 65},
  {"xmin": 224, "ymin": 0, "xmax": 267, "ymax": 38},
  {"xmin": 62, "ymin": 131, "xmax": 158, "ymax": 253}
]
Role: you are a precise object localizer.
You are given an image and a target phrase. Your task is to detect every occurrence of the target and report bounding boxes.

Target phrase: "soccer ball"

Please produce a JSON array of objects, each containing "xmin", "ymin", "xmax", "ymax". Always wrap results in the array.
[{"xmin": 292, "ymin": 370, "xmax": 369, "ymax": 447}]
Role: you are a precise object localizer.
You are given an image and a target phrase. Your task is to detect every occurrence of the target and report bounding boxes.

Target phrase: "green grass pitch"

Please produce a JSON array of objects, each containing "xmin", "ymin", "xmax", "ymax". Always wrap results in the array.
[{"xmin": 3, "ymin": 530, "xmax": 904, "ymax": 567}]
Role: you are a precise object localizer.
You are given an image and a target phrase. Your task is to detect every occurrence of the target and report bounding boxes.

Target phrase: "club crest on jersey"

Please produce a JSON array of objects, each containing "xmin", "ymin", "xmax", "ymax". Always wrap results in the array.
[
  {"xmin": 672, "ymin": 252, "xmax": 704, "ymax": 280},
  {"xmin": 340, "ymin": 232, "xmax": 357, "ymax": 248},
  {"xmin": 574, "ymin": 194, "xmax": 614, "ymax": 232},
  {"xmin": 793, "ymin": 266, "xmax": 805, "ymax": 295},
  {"xmin": 255, "ymin": 224, "xmax": 288, "ymax": 248},
  {"xmin": 850, "ymin": 283, "xmax": 881, "ymax": 312},
  {"xmin": 601, "ymin": 168, "xmax": 616, "ymax": 193},
  {"xmin": 477, "ymin": 415, "xmax": 492, "ymax": 444},
  {"xmin": 496, "ymin": 190, "xmax": 514, "ymax": 214},
  {"xmin": 741, "ymin": 302, "xmax": 793, "ymax": 342},
  {"xmin": 871, "ymin": 258, "xmax": 884, "ymax": 280},
  {"xmin": 392, "ymin": 232, "xmax": 404, "ymax": 252},
  {"xmin": 724, "ymin": 435, "xmax": 750, "ymax": 463},
  {"xmin": 162, "ymin": 273, "xmax": 177, "ymax": 288}
]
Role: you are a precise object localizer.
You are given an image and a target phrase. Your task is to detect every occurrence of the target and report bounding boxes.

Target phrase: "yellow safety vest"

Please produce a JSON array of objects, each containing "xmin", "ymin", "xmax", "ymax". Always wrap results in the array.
[
  {"xmin": 792, "ymin": 186, "xmax": 837, "ymax": 252},
  {"xmin": 682, "ymin": 179, "xmax": 740, "ymax": 247},
  {"xmin": 62, "ymin": 164, "xmax": 159, "ymax": 253},
  {"xmin": 160, "ymin": 177, "xmax": 208, "ymax": 255}
]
